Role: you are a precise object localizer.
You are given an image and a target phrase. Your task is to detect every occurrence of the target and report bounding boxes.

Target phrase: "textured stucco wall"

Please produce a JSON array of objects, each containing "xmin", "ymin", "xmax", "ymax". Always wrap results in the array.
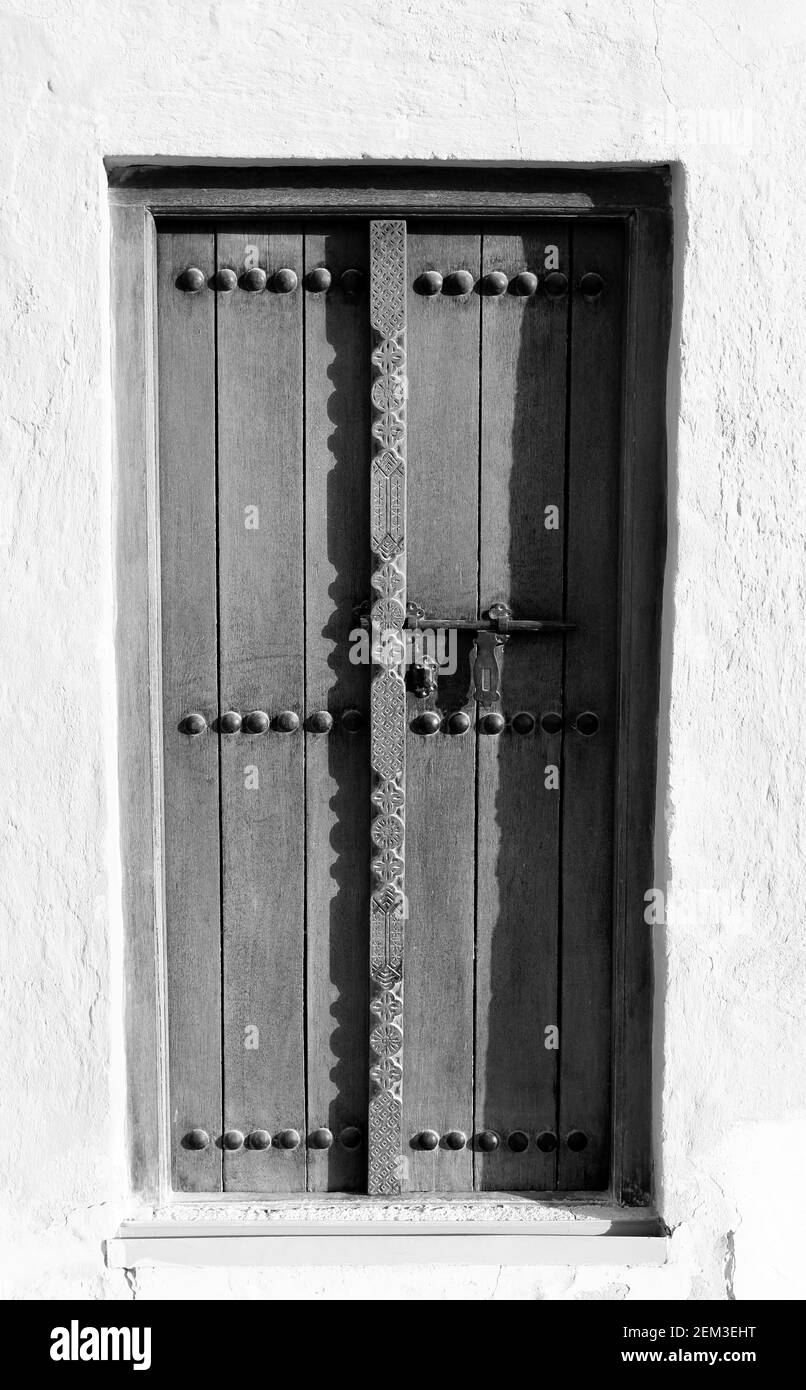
[{"xmin": 0, "ymin": 0, "xmax": 804, "ymax": 1300}]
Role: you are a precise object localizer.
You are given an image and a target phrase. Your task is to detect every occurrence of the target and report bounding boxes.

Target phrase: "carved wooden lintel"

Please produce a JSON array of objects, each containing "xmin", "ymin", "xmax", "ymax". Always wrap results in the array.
[{"xmin": 368, "ymin": 220, "xmax": 407, "ymax": 1196}]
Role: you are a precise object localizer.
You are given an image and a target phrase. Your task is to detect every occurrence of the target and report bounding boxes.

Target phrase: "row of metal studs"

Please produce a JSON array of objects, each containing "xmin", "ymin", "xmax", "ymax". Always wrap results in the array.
[
  {"xmin": 414, "ymin": 1129, "xmax": 588, "ymax": 1153},
  {"xmin": 178, "ymin": 266, "xmax": 363, "ymax": 294},
  {"xmin": 411, "ymin": 710, "xmax": 599, "ymax": 736},
  {"xmin": 184, "ymin": 1126, "xmax": 362, "ymax": 1152},
  {"xmin": 414, "ymin": 269, "xmax": 605, "ymax": 300},
  {"xmin": 180, "ymin": 709, "xmax": 364, "ymax": 735}
]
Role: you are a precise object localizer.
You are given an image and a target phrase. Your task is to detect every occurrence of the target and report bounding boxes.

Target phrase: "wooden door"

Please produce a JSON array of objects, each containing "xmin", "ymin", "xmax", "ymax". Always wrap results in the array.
[{"xmin": 157, "ymin": 215, "xmax": 630, "ymax": 1196}]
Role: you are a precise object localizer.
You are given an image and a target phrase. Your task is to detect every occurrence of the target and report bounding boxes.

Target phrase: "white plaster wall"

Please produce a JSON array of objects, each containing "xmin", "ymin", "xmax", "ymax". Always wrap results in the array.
[{"xmin": 0, "ymin": 0, "xmax": 804, "ymax": 1300}]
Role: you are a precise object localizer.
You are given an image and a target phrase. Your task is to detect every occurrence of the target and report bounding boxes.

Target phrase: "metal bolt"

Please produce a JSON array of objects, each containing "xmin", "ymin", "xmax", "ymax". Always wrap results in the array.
[
  {"xmin": 579, "ymin": 271, "xmax": 604, "ymax": 301},
  {"xmin": 415, "ymin": 710, "xmax": 441, "ymax": 736},
  {"xmin": 277, "ymin": 1128, "xmax": 301, "ymax": 1150},
  {"xmin": 179, "ymin": 266, "xmax": 206, "ymax": 292},
  {"xmin": 512, "ymin": 270, "xmax": 538, "ymax": 297},
  {"xmin": 244, "ymin": 710, "xmax": 270, "ymax": 735},
  {"xmin": 414, "ymin": 269, "xmax": 443, "ymax": 296},
  {"xmin": 417, "ymin": 1129, "xmax": 440, "ymax": 1151},
  {"xmin": 341, "ymin": 708, "xmax": 364, "ymax": 732},
  {"xmin": 275, "ymin": 710, "xmax": 300, "ymax": 733},
  {"xmin": 242, "ymin": 266, "xmax": 267, "ymax": 292},
  {"xmin": 309, "ymin": 1127, "xmax": 334, "ymax": 1150},
  {"xmin": 308, "ymin": 710, "xmax": 334, "ymax": 734},
  {"xmin": 272, "ymin": 267, "xmax": 299, "ymax": 294},
  {"xmin": 511, "ymin": 711, "xmax": 535, "ymax": 735},
  {"xmin": 247, "ymin": 1129, "xmax": 272, "ymax": 1150},
  {"xmin": 214, "ymin": 267, "xmax": 238, "ymax": 292},
  {"xmin": 182, "ymin": 712, "xmax": 207, "ymax": 736},
  {"xmin": 442, "ymin": 269, "xmax": 475, "ymax": 296},
  {"xmin": 447, "ymin": 710, "xmax": 471, "ymax": 735},
  {"xmin": 544, "ymin": 270, "xmax": 569, "ymax": 299},
  {"xmin": 305, "ymin": 266, "xmax": 332, "ymax": 293},
  {"xmin": 220, "ymin": 710, "xmax": 242, "ymax": 734},
  {"xmin": 223, "ymin": 1129, "xmax": 244, "ymax": 1151},
  {"xmin": 477, "ymin": 1130, "xmax": 500, "ymax": 1152},
  {"xmin": 185, "ymin": 1127, "xmax": 210, "ymax": 1150},
  {"xmin": 481, "ymin": 269, "xmax": 509, "ymax": 296},
  {"xmin": 481, "ymin": 712, "xmax": 506, "ymax": 735}
]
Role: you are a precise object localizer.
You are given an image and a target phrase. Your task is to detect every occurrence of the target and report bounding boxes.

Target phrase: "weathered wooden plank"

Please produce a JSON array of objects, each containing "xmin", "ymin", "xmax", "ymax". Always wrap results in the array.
[
  {"xmin": 304, "ymin": 222, "xmax": 371, "ymax": 1191},
  {"xmin": 368, "ymin": 220, "xmax": 408, "ymax": 1195},
  {"xmin": 403, "ymin": 223, "xmax": 479, "ymax": 1192},
  {"xmin": 611, "ymin": 208, "xmax": 672, "ymax": 1204},
  {"xmin": 558, "ymin": 221, "xmax": 626, "ymax": 1190},
  {"xmin": 157, "ymin": 230, "xmax": 221, "ymax": 1192},
  {"xmin": 216, "ymin": 227, "xmax": 306, "ymax": 1192},
  {"xmin": 475, "ymin": 224, "xmax": 569, "ymax": 1190}
]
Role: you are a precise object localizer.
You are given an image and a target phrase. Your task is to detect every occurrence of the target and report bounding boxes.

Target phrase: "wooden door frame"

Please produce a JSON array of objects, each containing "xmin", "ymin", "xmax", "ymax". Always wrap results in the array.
[{"xmin": 110, "ymin": 164, "xmax": 672, "ymax": 1207}]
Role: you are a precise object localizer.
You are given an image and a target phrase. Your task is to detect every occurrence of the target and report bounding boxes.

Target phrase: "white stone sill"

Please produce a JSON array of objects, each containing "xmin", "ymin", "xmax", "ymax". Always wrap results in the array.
[{"xmin": 108, "ymin": 1197, "xmax": 667, "ymax": 1268}]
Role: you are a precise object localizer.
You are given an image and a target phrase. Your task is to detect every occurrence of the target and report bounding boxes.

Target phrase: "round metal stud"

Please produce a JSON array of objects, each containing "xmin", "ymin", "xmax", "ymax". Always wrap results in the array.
[
  {"xmin": 184, "ymin": 1127, "xmax": 210, "ymax": 1150},
  {"xmin": 442, "ymin": 269, "xmax": 475, "ymax": 296},
  {"xmin": 339, "ymin": 1126, "xmax": 362, "ymax": 1149},
  {"xmin": 512, "ymin": 270, "xmax": 538, "ymax": 297},
  {"xmin": 247, "ymin": 1129, "xmax": 272, "ymax": 1151},
  {"xmin": 511, "ymin": 711, "xmax": 536, "ymax": 735},
  {"xmin": 340, "ymin": 268, "xmax": 364, "ymax": 297},
  {"xmin": 220, "ymin": 710, "xmax": 242, "ymax": 734},
  {"xmin": 214, "ymin": 267, "xmax": 238, "ymax": 292},
  {"xmin": 309, "ymin": 1127, "xmax": 334, "ymax": 1150},
  {"xmin": 179, "ymin": 266, "xmax": 206, "ymax": 293},
  {"xmin": 544, "ymin": 270, "xmax": 569, "ymax": 299},
  {"xmin": 415, "ymin": 710, "xmax": 441, "ymax": 736},
  {"xmin": 223, "ymin": 1129, "xmax": 244, "ymax": 1151},
  {"xmin": 540, "ymin": 711, "xmax": 563, "ymax": 735},
  {"xmin": 447, "ymin": 710, "xmax": 472, "ymax": 735},
  {"xmin": 417, "ymin": 1129, "xmax": 440, "ymax": 1151},
  {"xmin": 341, "ymin": 708, "xmax": 364, "ymax": 733},
  {"xmin": 272, "ymin": 267, "xmax": 299, "ymax": 294},
  {"xmin": 536, "ymin": 1130, "xmax": 558, "ymax": 1153},
  {"xmin": 444, "ymin": 1130, "xmax": 467, "ymax": 1150},
  {"xmin": 275, "ymin": 709, "xmax": 300, "ymax": 733},
  {"xmin": 242, "ymin": 266, "xmax": 267, "ymax": 292},
  {"xmin": 182, "ymin": 712, "xmax": 207, "ymax": 736},
  {"xmin": 481, "ymin": 712, "xmax": 506, "ymax": 735},
  {"xmin": 567, "ymin": 1129, "xmax": 588, "ymax": 1152},
  {"xmin": 414, "ymin": 269, "xmax": 443, "ymax": 296},
  {"xmin": 481, "ymin": 269, "xmax": 509, "ymax": 296},
  {"xmin": 579, "ymin": 271, "xmax": 604, "ymax": 301},
  {"xmin": 477, "ymin": 1130, "xmax": 500, "ymax": 1152},
  {"xmin": 244, "ymin": 709, "xmax": 270, "ymax": 735},
  {"xmin": 305, "ymin": 266, "xmax": 332, "ymax": 293},
  {"xmin": 277, "ymin": 1128, "xmax": 301, "ymax": 1150},
  {"xmin": 308, "ymin": 710, "xmax": 334, "ymax": 734},
  {"xmin": 573, "ymin": 711, "xmax": 600, "ymax": 738},
  {"xmin": 507, "ymin": 1130, "xmax": 530, "ymax": 1153}
]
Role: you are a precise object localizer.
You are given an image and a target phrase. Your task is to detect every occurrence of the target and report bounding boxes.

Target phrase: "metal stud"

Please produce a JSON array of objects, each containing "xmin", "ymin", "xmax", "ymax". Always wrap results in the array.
[
  {"xmin": 339, "ymin": 1126, "xmax": 362, "ymax": 1149},
  {"xmin": 477, "ymin": 1130, "xmax": 500, "ymax": 1152},
  {"xmin": 540, "ymin": 711, "xmax": 563, "ymax": 735},
  {"xmin": 447, "ymin": 710, "xmax": 471, "ymax": 735},
  {"xmin": 481, "ymin": 711, "xmax": 506, "ymax": 735},
  {"xmin": 309, "ymin": 1127, "xmax": 334, "ymax": 1149},
  {"xmin": 579, "ymin": 271, "xmax": 604, "ymax": 301},
  {"xmin": 247, "ymin": 1129, "xmax": 272, "ymax": 1150},
  {"xmin": 184, "ymin": 1127, "xmax": 210, "ymax": 1150},
  {"xmin": 307, "ymin": 710, "xmax": 334, "ymax": 734},
  {"xmin": 220, "ymin": 710, "xmax": 242, "ymax": 734},
  {"xmin": 415, "ymin": 710, "xmax": 441, "ymax": 736},
  {"xmin": 223, "ymin": 1129, "xmax": 244, "ymax": 1151},
  {"xmin": 481, "ymin": 269, "xmax": 509, "ymax": 296},
  {"xmin": 573, "ymin": 711, "xmax": 599, "ymax": 738},
  {"xmin": 341, "ymin": 708, "xmax": 364, "ymax": 732},
  {"xmin": 275, "ymin": 709, "xmax": 300, "ymax": 733},
  {"xmin": 511, "ymin": 711, "xmax": 535, "ymax": 735},
  {"xmin": 512, "ymin": 270, "xmax": 538, "ymax": 297},
  {"xmin": 544, "ymin": 270, "xmax": 569, "ymax": 299},
  {"xmin": 417, "ymin": 1129, "xmax": 440, "ymax": 1151},
  {"xmin": 414, "ymin": 269, "xmax": 443, "ymax": 296},
  {"xmin": 507, "ymin": 1130, "xmax": 529, "ymax": 1153},
  {"xmin": 244, "ymin": 710, "xmax": 270, "ymax": 735},
  {"xmin": 179, "ymin": 266, "xmax": 206, "ymax": 293},
  {"xmin": 340, "ymin": 268, "xmax": 364, "ymax": 297},
  {"xmin": 242, "ymin": 266, "xmax": 267, "ymax": 292},
  {"xmin": 272, "ymin": 267, "xmax": 299, "ymax": 294},
  {"xmin": 444, "ymin": 1130, "xmax": 467, "ymax": 1150},
  {"xmin": 277, "ymin": 1128, "xmax": 301, "ymax": 1150},
  {"xmin": 305, "ymin": 266, "xmax": 332, "ymax": 293},
  {"xmin": 536, "ymin": 1130, "xmax": 558, "ymax": 1153},
  {"xmin": 442, "ymin": 269, "xmax": 475, "ymax": 296},
  {"xmin": 182, "ymin": 712, "xmax": 207, "ymax": 736},
  {"xmin": 214, "ymin": 267, "xmax": 238, "ymax": 292},
  {"xmin": 567, "ymin": 1129, "xmax": 588, "ymax": 1152}
]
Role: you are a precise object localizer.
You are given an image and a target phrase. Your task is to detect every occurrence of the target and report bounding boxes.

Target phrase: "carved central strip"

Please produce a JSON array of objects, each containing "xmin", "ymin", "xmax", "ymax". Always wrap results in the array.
[{"xmin": 368, "ymin": 220, "xmax": 407, "ymax": 1196}]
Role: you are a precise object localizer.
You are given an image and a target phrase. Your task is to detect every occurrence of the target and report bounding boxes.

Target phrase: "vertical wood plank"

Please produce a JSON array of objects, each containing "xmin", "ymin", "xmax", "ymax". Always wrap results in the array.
[
  {"xmin": 304, "ymin": 223, "xmax": 371, "ymax": 1191},
  {"xmin": 157, "ymin": 230, "xmax": 222, "ymax": 1192},
  {"xmin": 368, "ymin": 220, "xmax": 408, "ymax": 1196},
  {"xmin": 558, "ymin": 221, "xmax": 626, "ymax": 1190},
  {"xmin": 403, "ymin": 223, "xmax": 479, "ymax": 1191},
  {"xmin": 216, "ymin": 227, "xmax": 306, "ymax": 1192},
  {"xmin": 475, "ymin": 224, "xmax": 569, "ymax": 1190}
]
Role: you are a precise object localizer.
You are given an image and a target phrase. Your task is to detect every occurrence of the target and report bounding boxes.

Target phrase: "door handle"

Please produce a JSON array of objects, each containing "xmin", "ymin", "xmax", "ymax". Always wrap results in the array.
[{"xmin": 404, "ymin": 601, "xmax": 575, "ymax": 635}]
